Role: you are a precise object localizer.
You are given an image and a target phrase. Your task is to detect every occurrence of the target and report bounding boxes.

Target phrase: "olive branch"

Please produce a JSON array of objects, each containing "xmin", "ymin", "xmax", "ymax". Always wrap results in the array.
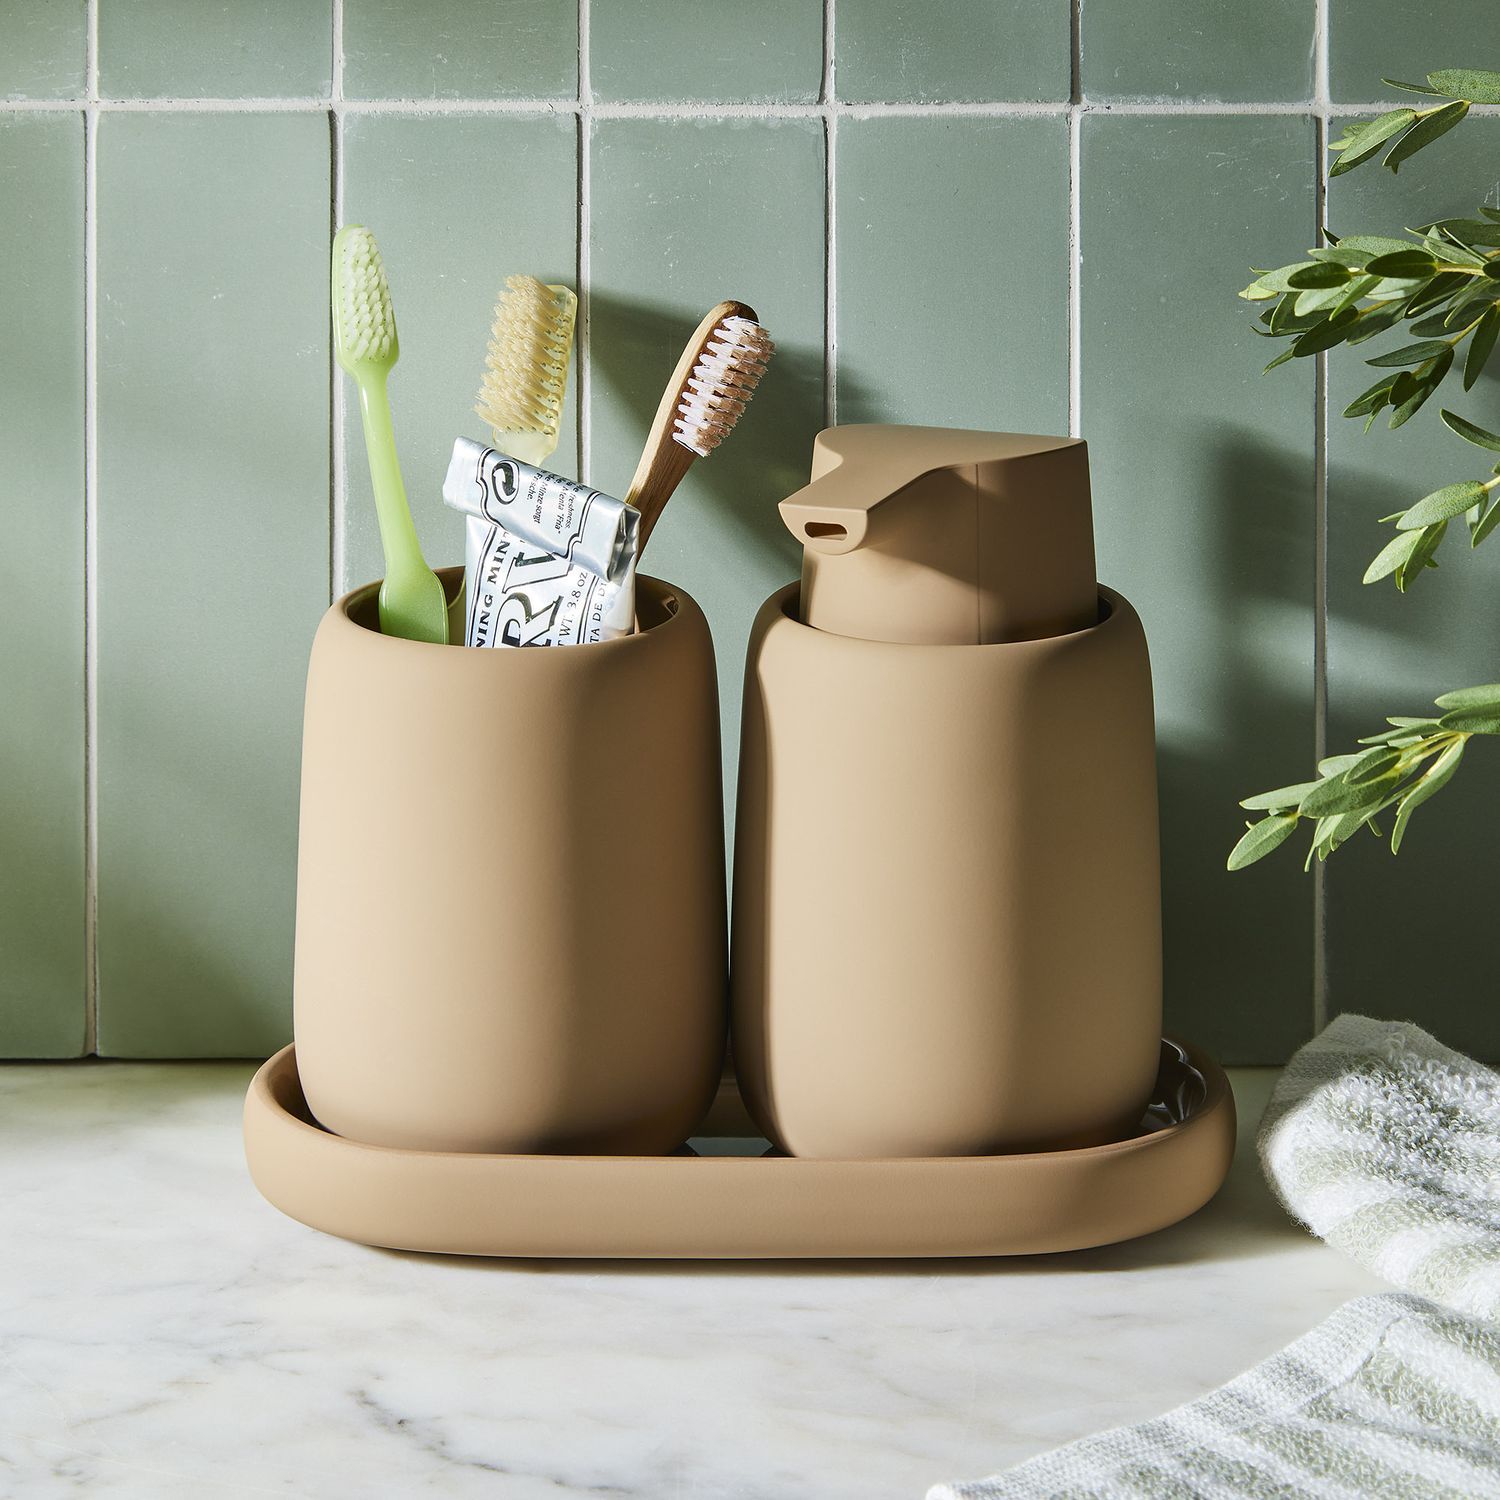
[{"xmin": 1229, "ymin": 66, "xmax": 1500, "ymax": 871}]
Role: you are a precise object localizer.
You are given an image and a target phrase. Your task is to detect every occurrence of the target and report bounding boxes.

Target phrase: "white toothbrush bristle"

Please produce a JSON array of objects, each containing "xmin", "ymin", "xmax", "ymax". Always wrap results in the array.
[
  {"xmin": 338, "ymin": 227, "xmax": 396, "ymax": 362},
  {"xmin": 673, "ymin": 315, "xmax": 773, "ymax": 458},
  {"xmin": 475, "ymin": 274, "xmax": 578, "ymax": 439}
]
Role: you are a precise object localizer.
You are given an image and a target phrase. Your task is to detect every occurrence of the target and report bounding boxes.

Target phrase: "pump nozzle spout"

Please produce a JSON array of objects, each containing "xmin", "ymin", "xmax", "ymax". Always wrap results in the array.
[
  {"xmin": 780, "ymin": 464, "xmax": 878, "ymax": 555},
  {"xmin": 780, "ymin": 425, "xmax": 1100, "ymax": 646}
]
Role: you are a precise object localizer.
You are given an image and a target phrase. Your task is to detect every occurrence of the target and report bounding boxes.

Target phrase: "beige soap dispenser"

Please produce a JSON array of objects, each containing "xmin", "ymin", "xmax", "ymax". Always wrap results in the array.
[{"xmin": 731, "ymin": 425, "xmax": 1164, "ymax": 1159}]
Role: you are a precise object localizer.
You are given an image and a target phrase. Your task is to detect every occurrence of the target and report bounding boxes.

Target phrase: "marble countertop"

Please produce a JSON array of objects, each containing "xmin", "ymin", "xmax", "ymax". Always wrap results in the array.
[{"xmin": 1, "ymin": 1062, "xmax": 1384, "ymax": 1499}]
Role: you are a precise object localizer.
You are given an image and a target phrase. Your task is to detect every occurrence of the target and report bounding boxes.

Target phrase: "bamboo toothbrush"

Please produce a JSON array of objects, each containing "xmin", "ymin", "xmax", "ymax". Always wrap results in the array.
[
  {"xmin": 625, "ymin": 301, "xmax": 774, "ymax": 547},
  {"xmin": 474, "ymin": 274, "xmax": 579, "ymax": 466},
  {"xmin": 332, "ymin": 225, "xmax": 448, "ymax": 644}
]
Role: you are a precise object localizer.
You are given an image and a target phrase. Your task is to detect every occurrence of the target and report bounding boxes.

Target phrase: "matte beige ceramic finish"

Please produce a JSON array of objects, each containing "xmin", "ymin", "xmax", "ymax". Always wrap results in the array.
[
  {"xmin": 243, "ymin": 1039, "xmax": 1235, "ymax": 1259},
  {"xmin": 293, "ymin": 569, "xmax": 727, "ymax": 1155},
  {"xmin": 782, "ymin": 425, "xmax": 1099, "ymax": 645},
  {"xmin": 733, "ymin": 583, "xmax": 1162, "ymax": 1159}
]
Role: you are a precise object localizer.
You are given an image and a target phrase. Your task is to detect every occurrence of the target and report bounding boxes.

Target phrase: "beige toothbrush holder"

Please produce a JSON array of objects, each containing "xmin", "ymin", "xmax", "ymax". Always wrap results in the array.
[{"xmin": 292, "ymin": 567, "xmax": 727, "ymax": 1155}]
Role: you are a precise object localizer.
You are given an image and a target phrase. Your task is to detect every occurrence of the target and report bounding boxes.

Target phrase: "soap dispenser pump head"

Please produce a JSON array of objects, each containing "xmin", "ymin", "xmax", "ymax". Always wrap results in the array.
[{"xmin": 780, "ymin": 425, "xmax": 1100, "ymax": 647}]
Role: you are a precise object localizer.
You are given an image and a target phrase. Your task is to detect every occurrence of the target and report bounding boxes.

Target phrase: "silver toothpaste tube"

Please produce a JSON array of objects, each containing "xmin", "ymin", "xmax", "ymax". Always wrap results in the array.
[{"xmin": 442, "ymin": 438, "xmax": 638, "ymax": 648}]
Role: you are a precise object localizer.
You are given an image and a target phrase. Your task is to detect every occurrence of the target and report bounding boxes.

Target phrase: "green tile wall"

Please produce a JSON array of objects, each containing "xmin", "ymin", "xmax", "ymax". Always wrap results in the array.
[
  {"xmin": 1323, "ymin": 120, "xmax": 1500, "ymax": 1057},
  {"xmin": 836, "ymin": 116, "xmax": 1068, "ymax": 431},
  {"xmin": 1329, "ymin": 3, "xmax": 1500, "ymax": 104},
  {"xmin": 9, "ymin": 8, "xmax": 1500, "ymax": 1059},
  {"xmin": 96, "ymin": 114, "xmax": 330, "ymax": 1055},
  {"xmin": 99, "ymin": 0, "xmax": 332, "ymax": 98},
  {"xmin": 0, "ymin": 113, "xmax": 85, "ymax": 1056},
  {"xmin": 1082, "ymin": 0, "xmax": 1314, "ymax": 102},
  {"xmin": 340, "ymin": 113, "xmax": 578, "ymax": 591},
  {"xmin": 343, "ymin": 0, "xmax": 575, "ymax": 101},
  {"xmin": 835, "ymin": 1, "xmax": 1069, "ymax": 103},
  {"xmin": 1082, "ymin": 116, "xmax": 1317, "ymax": 1062},
  {"xmin": 589, "ymin": 118, "xmax": 825, "ymax": 810},
  {"xmin": 1, "ymin": 1, "xmax": 85, "ymax": 99},
  {"xmin": 591, "ymin": 1, "xmax": 823, "ymax": 103}
]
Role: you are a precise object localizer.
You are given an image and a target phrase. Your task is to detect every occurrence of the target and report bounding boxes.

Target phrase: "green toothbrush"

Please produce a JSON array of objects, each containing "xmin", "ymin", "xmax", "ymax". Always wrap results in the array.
[{"xmin": 332, "ymin": 225, "xmax": 448, "ymax": 644}]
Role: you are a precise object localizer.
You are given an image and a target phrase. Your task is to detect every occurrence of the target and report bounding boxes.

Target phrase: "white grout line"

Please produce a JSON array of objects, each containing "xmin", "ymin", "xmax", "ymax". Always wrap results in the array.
[
  {"xmin": 330, "ymin": 0, "xmax": 345, "ymax": 601},
  {"xmin": 822, "ymin": 0, "xmax": 836, "ymax": 426},
  {"xmin": 1066, "ymin": 111, "xmax": 1081, "ymax": 437},
  {"xmin": 577, "ymin": 0, "xmax": 591, "ymax": 486},
  {"xmin": 81, "ymin": 0, "xmax": 99, "ymax": 1056},
  {"xmin": 11, "ymin": 95, "xmax": 1497, "ymax": 118},
  {"xmin": 1312, "ymin": 0, "xmax": 1331, "ymax": 1037},
  {"xmin": 1066, "ymin": 0, "xmax": 1082, "ymax": 440}
]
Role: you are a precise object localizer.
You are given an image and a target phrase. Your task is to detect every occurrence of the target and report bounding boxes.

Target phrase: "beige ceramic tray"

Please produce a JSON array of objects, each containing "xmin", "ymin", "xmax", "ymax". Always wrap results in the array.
[{"xmin": 243, "ymin": 1039, "xmax": 1235, "ymax": 1259}]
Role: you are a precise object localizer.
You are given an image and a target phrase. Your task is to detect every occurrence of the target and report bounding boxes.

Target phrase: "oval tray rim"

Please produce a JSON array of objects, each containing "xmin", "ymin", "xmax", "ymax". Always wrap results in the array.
[{"xmin": 243, "ymin": 1039, "xmax": 1236, "ymax": 1259}]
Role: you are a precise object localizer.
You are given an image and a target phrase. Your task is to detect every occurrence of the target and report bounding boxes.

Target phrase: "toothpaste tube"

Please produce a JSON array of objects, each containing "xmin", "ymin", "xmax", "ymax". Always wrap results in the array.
[{"xmin": 442, "ymin": 438, "xmax": 638, "ymax": 648}]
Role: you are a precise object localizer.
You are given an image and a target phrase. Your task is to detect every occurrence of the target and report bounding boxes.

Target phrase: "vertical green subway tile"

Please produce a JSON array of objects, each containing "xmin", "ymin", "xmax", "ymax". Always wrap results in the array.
[
  {"xmin": 589, "ymin": 118, "xmax": 825, "ymax": 810},
  {"xmin": 836, "ymin": 116, "xmax": 1067, "ymax": 431},
  {"xmin": 96, "ymin": 113, "xmax": 329, "ymax": 1056},
  {"xmin": 1081, "ymin": 115, "xmax": 1318, "ymax": 1063},
  {"xmin": 590, "ymin": 0, "xmax": 823, "ymax": 103},
  {"xmin": 1, "ymin": 1, "xmax": 86, "ymax": 99},
  {"xmin": 836, "ymin": 0, "xmax": 1069, "ymax": 103},
  {"xmin": 0, "ymin": 114, "xmax": 85, "ymax": 1055},
  {"xmin": 1082, "ymin": 0, "xmax": 1313, "ymax": 102},
  {"xmin": 1324, "ymin": 119, "xmax": 1500, "ymax": 1056},
  {"xmin": 1329, "ymin": 2, "xmax": 1500, "ymax": 104},
  {"xmin": 99, "ymin": 0, "xmax": 332, "ymax": 98},
  {"xmin": 339, "ymin": 113, "xmax": 577, "ymax": 592},
  {"xmin": 343, "ymin": 0, "xmax": 576, "ymax": 100}
]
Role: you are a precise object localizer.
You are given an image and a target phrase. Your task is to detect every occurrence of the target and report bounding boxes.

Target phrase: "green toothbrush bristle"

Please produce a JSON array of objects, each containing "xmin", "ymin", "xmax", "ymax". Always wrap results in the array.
[{"xmin": 339, "ymin": 227, "xmax": 395, "ymax": 361}]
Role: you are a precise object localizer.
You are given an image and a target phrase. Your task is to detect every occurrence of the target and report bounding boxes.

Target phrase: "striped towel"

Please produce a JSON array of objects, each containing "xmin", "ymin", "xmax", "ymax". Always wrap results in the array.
[
  {"xmin": 932, "ymin": 1015, "xmax": 1500, "ymax": 1498},
  {"xmin": 929, "ymin": 1294, "xmax": 1500, "ymax": 1499},
  {"xmin": 1259, "ymin": 1012, "xmax": 1500, "ymax": 1317}
]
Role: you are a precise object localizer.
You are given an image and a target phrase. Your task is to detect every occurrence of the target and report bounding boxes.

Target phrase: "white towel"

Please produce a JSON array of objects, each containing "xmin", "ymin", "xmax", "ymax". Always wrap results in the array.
[
  {"xmin": 1259, "ymin": 1012, "xmax": 1500, "ymax": 1318},
  {"xmin": 932, "ymin": 1014, "xmax": 1500, "ymax": 1499}
]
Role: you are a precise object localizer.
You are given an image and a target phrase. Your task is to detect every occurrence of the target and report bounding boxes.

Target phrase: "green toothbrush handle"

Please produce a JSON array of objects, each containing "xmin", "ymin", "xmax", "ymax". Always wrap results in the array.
[
  {"xmin": 353, "ymin": 372, "xmax": 449, "ymax": 644},
  {"xmin": 356, "ymin": 373, "xmax": 422, "ymax": 568}
]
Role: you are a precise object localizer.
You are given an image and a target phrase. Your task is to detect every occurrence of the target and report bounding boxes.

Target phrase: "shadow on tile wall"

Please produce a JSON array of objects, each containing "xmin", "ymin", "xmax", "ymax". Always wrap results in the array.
[
  {"xmin": 588, "ymin": 289, "xmax": 814, "ymax": 577},
  {"xmin": 1153, "ymin": 430, "xmax": 1317, "ymax": 1065},
  {"xmin": 6, "ymin": 0, "xmax": 1500, "ymax": 1059}
]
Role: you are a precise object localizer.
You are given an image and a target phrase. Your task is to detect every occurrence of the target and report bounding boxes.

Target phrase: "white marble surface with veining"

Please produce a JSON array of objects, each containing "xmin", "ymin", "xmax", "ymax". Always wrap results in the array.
[{"xmin": 0, "ymin": 1062, "xmax": 1384, "ymax": 1498}]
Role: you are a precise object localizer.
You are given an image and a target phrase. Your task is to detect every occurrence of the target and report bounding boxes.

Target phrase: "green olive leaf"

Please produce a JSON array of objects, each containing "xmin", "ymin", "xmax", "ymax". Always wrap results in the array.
[
  {"xmin": 1363, "ymin": 250, "xmax": 1439, "ymax": 278},
  {"xmin": 1396, "ymin": 520, "xmax": 1448, "ymax": 590},
  {"xmin": 1391, "ymin": 740, "xmax": 1466, "ymax": 853},
  {"xmin": 1465, "ymin": 306, "xmax": 1500, "ymax": 389},
  {"xmin": 1298, "ymin": 772, "xmax": 1392, "ymax": 819},
  {"xmin": 1426, "ymin": 69, "xmax": 1500, "ymax": 104},
  {"xmin": 1439, "ymin": 408, "xmax": 1500, "ymax": 452},
  {"xmin": 1433, "ymin": 683, "xmax": 1500, "ymax": 713},
  {"xmin": 1385, "ymin": 100, "xmax": 1470, "ymax": 173},
  {"xmin": 1290, "ymin": 307, "xmax": 1361, "ymax": 357},
  {"xmin": 1239, "ymin": 780, "xmax": 1323, "ymax": 812},
  {"xmin": 1286, "ymin": 262, "xmax": 1354, "ymax": 289},
  {"xmin": 1383, "ymin": 78, "xmax": 1445, "ymax": 96},
  {"xmin": 1396, "ymin": 480, "xmax": 1488, "ymax": 529},
  {"xmin": 1437, "ymin": 709, "xmax": 1500, "ymax": 733},
  {"xmin": 1364, "ymin": 339, "xmax": 1455, "ymax": 367},
  {"xmin": 1330, "ymin": 109, "xmax": 1418, "ymax": 175},
  {"xmin": 1363, "ymin": 529, "xmax": 1422, "ymax": 585},
  {"xmin": 1227, "ymin": 813, "xmax": 1300, "ymax": 872}
]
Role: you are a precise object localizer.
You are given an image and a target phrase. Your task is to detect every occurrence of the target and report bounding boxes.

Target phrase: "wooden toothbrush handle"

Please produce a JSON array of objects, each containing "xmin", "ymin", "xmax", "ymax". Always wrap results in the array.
[{"xmin": 626, "ymin": 299, "xmax": 757, "ymax": 549}]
